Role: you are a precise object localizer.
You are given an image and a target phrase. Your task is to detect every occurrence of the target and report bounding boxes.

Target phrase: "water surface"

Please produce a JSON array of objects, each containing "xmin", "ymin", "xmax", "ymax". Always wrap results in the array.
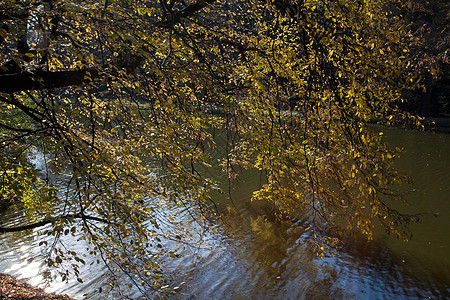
[{"xmin": 0, "ymin": 127, "xmax": 449, "ymax": 299}]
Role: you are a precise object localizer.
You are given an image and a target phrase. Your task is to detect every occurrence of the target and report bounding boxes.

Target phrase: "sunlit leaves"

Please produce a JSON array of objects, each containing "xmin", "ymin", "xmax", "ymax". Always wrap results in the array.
[{"xmin": 0, "ymin": 0, "xmax": 422, "ymax": 295}]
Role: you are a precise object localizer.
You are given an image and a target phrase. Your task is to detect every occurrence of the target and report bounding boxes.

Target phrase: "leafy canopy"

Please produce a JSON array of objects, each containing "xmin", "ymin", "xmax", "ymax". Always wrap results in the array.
[{"xmin": 0, "ymin": 0, "xmax": 420, "ymax": 294}]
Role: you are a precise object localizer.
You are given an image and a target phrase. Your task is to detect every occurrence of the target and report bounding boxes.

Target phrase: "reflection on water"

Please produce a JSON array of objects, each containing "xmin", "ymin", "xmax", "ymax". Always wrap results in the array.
[{"xmin": 0, "ymin": 127, "xmax": 449, "ymax": 299}]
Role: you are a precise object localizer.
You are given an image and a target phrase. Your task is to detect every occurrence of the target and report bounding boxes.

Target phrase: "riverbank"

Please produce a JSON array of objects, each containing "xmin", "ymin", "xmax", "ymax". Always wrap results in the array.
[{"xmin": 0, "ymin": 273, "xmax": 73, "ymax": 299}]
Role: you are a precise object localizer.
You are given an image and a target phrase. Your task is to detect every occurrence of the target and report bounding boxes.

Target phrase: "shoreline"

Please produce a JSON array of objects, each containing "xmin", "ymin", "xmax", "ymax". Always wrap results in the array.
[{"xmin": 0, "ymin": 273, "xmax": 73, "ymax": 299}]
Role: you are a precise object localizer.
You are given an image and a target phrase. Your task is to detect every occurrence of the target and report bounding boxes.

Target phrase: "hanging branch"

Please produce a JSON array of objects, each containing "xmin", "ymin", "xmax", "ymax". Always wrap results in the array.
[{"xmin": 0, "ymin": 212, "xmax": 114, "ymax": 234}]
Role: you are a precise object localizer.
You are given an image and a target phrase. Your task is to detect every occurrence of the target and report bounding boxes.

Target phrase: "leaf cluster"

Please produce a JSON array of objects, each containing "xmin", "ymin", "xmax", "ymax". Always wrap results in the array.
[{"xmin": 0, "ymin": 0, "xmax": 423, "ymax": 295}]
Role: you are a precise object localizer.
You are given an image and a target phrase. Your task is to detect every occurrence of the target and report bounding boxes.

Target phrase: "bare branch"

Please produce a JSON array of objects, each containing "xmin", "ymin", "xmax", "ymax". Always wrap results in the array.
[
  {"xmin": 0, "ymin": 68, "xmax": 101, "ymax": 93},
  {"xmin": 0, "ymin": 212, "xmax": 114, "ymax": 234}
]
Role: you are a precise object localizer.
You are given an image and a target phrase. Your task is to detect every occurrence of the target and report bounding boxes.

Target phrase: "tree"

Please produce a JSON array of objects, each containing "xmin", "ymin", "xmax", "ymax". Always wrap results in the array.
[{"xmin": 0, "ymin": 0, "xmax": 421, "ymax": 295}]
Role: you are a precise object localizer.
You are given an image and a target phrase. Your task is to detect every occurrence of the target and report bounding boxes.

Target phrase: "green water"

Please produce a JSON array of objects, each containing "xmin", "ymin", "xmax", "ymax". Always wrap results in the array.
[{"xmin": 0, "ymin": 127, "xmax": 449, "ymax": 299}]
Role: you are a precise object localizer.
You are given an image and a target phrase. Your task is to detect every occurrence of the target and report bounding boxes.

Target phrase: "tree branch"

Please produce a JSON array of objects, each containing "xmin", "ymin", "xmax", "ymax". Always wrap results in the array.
[
  {"xmin": 0, "ymin": 212, "xmax": 113, "ymax": 234},
  {"xmin": 0, "ymin": 68, "xmax": 101, "ymax": 93},
  {"xmin": 156, "ymin": 0, "xmax": 216, "ymax": 28},
  {"xmin": 0, "ymin": 121, "xmax": 35, "ymax": 133},
  {"xmin": 0, "ymin": 0, "xmax": 217, "ymax": 93},
  {"xmin": 0, "ymin": 94, "xmax": 43, "ymax": 123}
]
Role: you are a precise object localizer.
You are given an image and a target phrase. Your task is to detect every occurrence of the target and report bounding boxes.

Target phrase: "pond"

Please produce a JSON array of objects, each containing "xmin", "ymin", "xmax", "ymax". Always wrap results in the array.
[{"xmin": 0, "ymin": 127, "xmax": 449, "ymax": 299}]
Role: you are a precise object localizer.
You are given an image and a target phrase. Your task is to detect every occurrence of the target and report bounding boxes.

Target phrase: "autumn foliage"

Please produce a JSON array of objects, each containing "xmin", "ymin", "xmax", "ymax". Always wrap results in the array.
[{"xmin": 0, "ymin": 0, "xmax": 422, "ymax": 294}]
